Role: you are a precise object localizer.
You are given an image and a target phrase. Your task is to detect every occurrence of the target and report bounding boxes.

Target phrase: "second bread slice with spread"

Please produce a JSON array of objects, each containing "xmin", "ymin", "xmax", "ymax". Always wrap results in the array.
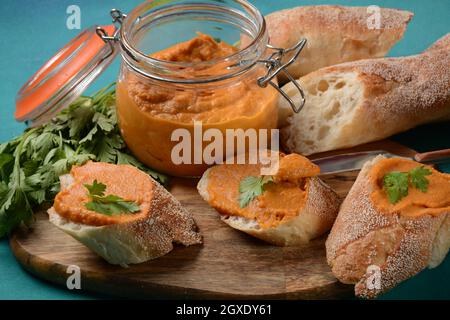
[{"xmin": 197, "ymin": 152, "xmax": 341, "ymax": 246}]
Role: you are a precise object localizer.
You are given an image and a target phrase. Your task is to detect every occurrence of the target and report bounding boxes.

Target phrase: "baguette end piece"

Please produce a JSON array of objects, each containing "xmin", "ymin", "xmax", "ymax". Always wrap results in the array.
[{"xmin": 266, "ymin": 5, "xmax": 413, "ymax": 80}]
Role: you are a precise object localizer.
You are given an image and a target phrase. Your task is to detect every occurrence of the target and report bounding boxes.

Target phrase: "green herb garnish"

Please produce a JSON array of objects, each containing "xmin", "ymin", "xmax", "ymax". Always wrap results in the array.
[
  {"xmin": 409, "ymin": 166, "xmax": 432, "ymax": 192},
  {"xmin": 84, "ymin": 180, "xmax": 140, "ymax": 216},
  {"xmin": 383, "ymin": 171, "xmax": 409, "ymax": 204},
  {"xmin": 238, "ymin": 176, "xmax": 273, "ymax": 208},
  {"xmin": 383, "ymin": 166, "xmax": 432, "ymax": 204},
  {"xmin": 0, "ymin": 84, "xmax": 167, "ymax": 238}
]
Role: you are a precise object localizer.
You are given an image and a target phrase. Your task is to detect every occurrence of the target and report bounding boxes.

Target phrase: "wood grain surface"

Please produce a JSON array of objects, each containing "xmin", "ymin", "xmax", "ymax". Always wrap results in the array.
[{"xmin": 9, "ymin": 140, "xmax": 417, "ymax": 299}]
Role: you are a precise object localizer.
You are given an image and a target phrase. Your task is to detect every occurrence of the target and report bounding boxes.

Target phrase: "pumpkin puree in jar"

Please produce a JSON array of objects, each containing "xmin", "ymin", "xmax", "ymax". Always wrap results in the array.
[
  {"xmin": 370, "ymin": 158, "xmax": 450, "ymax": 218},
  {"xmin": 206, "ymin": 153, "xmax": 320, "ymax": 229},
  {"xmin": 116, "ymin": 33, "xmax": 278, "ymax": 177}
]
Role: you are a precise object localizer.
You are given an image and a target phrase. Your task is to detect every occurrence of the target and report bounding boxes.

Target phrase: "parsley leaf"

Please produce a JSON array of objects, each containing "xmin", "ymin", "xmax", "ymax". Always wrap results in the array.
[
  {"xmin": 68, "ymin": 105, "xmax": 95, "ymax": 138},
  {"xmin": 84, "ymin": 180, "xmax": 140, "ymax": 216},
  {"xmin": 409, "ymin": 166, "xmax": 432, "ymax": 192},
  {"xmin": 84, "ymin": 180, "xmax": 106, "ymax": 197},
  {"xmin": 93, "ymin": 112, "xmax": 114, "ymax": 133},
  {"xmin": 382, "ymin": 166, "xmax": 433, "ymax": 204},
  {"xmin": 383, "ymin": 171, "xmax": 409, "ymax": 204},
  {"xmin": 239, "ymin": 176, "xmax": 273, "ymax": 208}
]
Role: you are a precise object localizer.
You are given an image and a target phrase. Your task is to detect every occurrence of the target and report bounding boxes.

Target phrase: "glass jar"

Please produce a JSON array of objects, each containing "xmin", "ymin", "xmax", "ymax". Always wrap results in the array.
[
  {"xmin": 15, "ymin": 0, "xmax": 305, "ymax": 177},
  {"xmin": 112, "ymin": 0, "xmax": 303, "ymax": 177}
]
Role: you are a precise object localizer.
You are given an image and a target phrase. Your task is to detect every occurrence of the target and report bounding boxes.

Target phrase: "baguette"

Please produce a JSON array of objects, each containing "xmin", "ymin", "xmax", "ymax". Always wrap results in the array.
[
  {"xmin": 325, "ymin": 155, "xmax": 450, "ymax": 298},
  {"xmin": 197, "ymin": 153, "xmax": 341, "ymax": 246},
  {"xmin": 265, "ymin": 5, "xmax": 412, "ymax": 81},
  {"xmin": 48, "ymin": 162, "xmax": 202, "ymax": 267},
  {"xmin": 280, "ymin": 33, "xmax": 450, "ymax": 155}
]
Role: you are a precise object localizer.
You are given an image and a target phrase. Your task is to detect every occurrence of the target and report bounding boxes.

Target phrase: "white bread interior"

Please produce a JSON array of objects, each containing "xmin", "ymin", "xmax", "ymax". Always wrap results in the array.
[
  {"xmin": 49, "ymin": 171, "xmax": 202, "ymax": 267},
  {"xmin": 198, "ymin": 168, "xmax": 341, "ymax": 246},
  {"xmin": 280, "ymin": 33, "xmax": 450, "ymax": 155},
  {"xmin": 325, "ymin": 155, "xmax": 450, "ymax": 298},
  {"xmin": 430, "ymin": 214, "xmax": 450, "ymax": 268}
]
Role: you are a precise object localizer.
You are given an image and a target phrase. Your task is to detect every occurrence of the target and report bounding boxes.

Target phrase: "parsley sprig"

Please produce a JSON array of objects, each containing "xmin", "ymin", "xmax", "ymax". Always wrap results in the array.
[
  {"xmin": 84, "ymin": 180, "xmax": 140, "ymax": 216},
  {"xmin": 238, "ymin": 176, "xmax": 273, "ymax": 208},
  {"xmin": 383, "ymin": 166, "xmax": 432, "ymax": 204},
  {"xmin": 0, "ymin": 84, "xmax": 167, "ymax": 238}
]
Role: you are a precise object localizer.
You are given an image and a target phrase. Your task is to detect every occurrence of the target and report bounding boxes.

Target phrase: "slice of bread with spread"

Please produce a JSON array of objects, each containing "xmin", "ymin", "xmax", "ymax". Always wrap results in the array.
[
  {"xmin": 279, "ymin": 33, "xmax": 450, "ymax": 155},
  {"xmin": 265, "ymin": 5, "xmax": 412, "ymax": 80},
  {"xmin": 325, "ymin": 155, "xmax": 450, "ymax": 298},
  {"xmin": 197, "ymin": 152, "xmax": 341, "ymax": 246},
  {"xmin": 48, "ymin": 161, "xmax": 202, "ymax": 267}
]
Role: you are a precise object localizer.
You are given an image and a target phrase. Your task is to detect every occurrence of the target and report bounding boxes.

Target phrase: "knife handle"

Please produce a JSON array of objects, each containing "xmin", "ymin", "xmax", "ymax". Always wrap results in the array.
[{"xmin": 414, "ymin": 149, "xmax": 450, "ymax": 164}]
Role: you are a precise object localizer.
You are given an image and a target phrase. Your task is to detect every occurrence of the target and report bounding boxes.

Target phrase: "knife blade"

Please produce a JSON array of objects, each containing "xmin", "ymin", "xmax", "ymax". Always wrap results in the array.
[
  {"xmin": 312, "ymin": 149, "xmax": 450, "ymax": 175},
  {"xmin": 311, "ymin": 150, "xmax": 391, "ymax": 174}
]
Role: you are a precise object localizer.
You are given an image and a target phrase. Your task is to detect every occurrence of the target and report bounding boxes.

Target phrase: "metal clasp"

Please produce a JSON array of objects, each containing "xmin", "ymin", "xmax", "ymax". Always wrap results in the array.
[
  {"xmin": 257, "ymin": 39, "xmax": 307, "ymax": 113},
  {"xmin": 95, "ymin": 9, "xmax": 127, "ymax": 59}
]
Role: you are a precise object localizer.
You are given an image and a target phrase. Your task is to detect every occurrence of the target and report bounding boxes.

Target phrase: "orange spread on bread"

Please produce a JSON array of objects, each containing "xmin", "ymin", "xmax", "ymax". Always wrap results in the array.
[
  {"xmin": 370, "ymin": 158, "xmax": 450, "ymax": 218},
  {"xmin": 53, "ymin": 162, "xmax": 151, "ymax": 226},
  {"xmin": 206, "ymin": 153, "xmax": 320, "ymax": 229},
  {"xmin": 116, "ymin": 33, "xmax": 278, "ymax": 177}
]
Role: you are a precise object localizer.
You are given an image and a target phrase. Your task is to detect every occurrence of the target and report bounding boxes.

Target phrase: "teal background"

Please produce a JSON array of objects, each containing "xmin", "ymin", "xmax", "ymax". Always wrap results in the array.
[{"xmin": 0, "ymin": 0, "xmax": 449, "ymax": 299}]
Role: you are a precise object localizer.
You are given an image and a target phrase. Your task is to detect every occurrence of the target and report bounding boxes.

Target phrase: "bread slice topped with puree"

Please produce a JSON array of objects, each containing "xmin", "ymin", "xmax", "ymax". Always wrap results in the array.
[
  {"xmin": 48, "ymin": 161, "xmax": 202, "ymax": 267},
  {"xmin": 197, "ymin": 152, "xmax": 341, "ymax": 246},
  {"xmin": 326, "ymin": 156, "xmax": 450, "ymax": 298}
]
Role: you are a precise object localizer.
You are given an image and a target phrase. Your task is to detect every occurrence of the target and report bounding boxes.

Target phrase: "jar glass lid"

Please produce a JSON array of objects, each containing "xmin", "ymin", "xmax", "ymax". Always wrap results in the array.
[{"xmin": 15, "ymin": 24, "xmax": 118, "ymax": 126}]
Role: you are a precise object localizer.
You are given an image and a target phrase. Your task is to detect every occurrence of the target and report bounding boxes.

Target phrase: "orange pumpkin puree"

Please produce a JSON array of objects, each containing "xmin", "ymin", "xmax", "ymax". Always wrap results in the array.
[
  {"xmin": 116, "ymin": 33, "xmax": 278, "ymax": 177},
  {"xmin": 370, "ymin": 158, "xmax": 450, "ymax": 218},
  {"xmin": 206, "ymin": 153, "xmax": 320, "ymax": 229},
  {"xmin": 53, "ymin": 162, "xmax": 152, "ymax": 226}
]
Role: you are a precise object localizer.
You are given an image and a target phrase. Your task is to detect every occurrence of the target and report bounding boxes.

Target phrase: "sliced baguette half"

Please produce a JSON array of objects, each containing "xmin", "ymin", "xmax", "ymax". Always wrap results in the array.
[
  {"xmin": 265, "ymin": 5, "xmax": 412, "ymax": 81},
  {"xmin": 48, "ymin": 162, "xmax": 202, "ymax": 267},
  {"xmin": 280, "ymin": 33, "xmax": 450, "ymax": 155},
  {"xmin": 197, "ymin": 154, "xmax": 341, "ymax": 246},
  {"xmin": 325, "ymin": 155, "xmax": 450, "ymax": 298}
]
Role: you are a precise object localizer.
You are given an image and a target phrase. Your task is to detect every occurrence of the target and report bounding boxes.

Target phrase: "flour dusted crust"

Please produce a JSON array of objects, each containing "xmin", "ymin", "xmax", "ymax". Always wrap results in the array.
[
  {"xmin": 281, "ymin": 33, "xmax": 450, "ymax": 155},
  {"xmin": 325, "ymin": 156, "xmax": 450, "ymax": 298},
  {"xmin": 48, "ymin": 162, "xmax": 202, "ymax": 267},
  {"xmin": 198, "ymin": 168, "xmax": 341, "ymax": 246},
  {"xmin": 265, "ymin": 5, "xmax": 412, "ymax": 80}
]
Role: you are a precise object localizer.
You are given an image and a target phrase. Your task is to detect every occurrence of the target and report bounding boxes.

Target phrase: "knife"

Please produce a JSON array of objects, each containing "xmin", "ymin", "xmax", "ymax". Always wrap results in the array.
[{"xmin": 312, "ymin": 149, "xmax": 450, "ymax": 175}]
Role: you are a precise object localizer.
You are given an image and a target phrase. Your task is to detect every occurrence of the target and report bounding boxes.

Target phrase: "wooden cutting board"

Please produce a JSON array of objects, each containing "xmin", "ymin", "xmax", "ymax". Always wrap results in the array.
[{"xmin": 9, "ymin": 140, "xmax": 417, "ymax": 299}]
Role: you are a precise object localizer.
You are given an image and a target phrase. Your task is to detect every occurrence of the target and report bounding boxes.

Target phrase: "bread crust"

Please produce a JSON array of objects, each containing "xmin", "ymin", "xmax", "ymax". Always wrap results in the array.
[
  {"xmin": 325, "ymin": 156, "xmax": 449, "ymax": 298},
  {"xmin": 198, "ymin": 168, "xmax": 341, "ymax": 246},
  {"xmin": 265, "ymin": 5, "xmax": 412, "ymax": 79},
  {"xmin": 48, "ymin": 163, "xmax": 202, "ymax": 267},
  {"xmin": 282, "ymin": 34, "xmax": 450, "ymax": 155}
]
